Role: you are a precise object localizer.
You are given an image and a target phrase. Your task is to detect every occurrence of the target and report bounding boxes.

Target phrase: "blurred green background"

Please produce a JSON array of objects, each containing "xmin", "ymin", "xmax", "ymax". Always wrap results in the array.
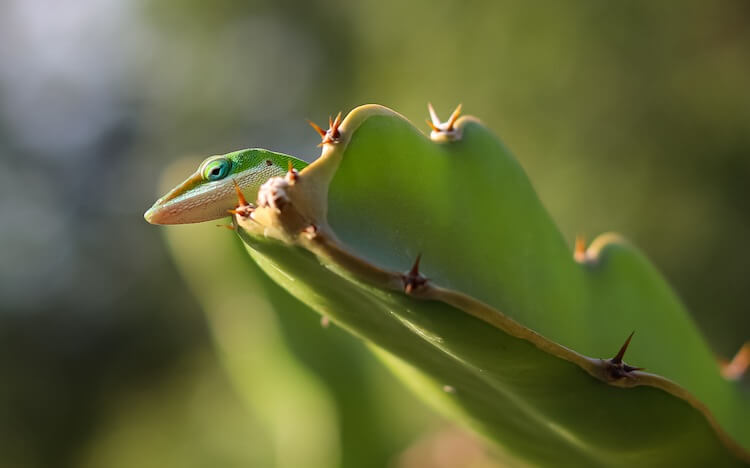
[{"xmin": 1, "ymin": 1, "xmax": 748, "ymax": 467}]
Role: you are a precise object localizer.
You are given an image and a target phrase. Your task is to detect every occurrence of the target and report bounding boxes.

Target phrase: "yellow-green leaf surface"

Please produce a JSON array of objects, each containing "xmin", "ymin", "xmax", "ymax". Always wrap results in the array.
[{"xmin": 234, "ymin": 105, "xmax": 749, "ymax": 466}]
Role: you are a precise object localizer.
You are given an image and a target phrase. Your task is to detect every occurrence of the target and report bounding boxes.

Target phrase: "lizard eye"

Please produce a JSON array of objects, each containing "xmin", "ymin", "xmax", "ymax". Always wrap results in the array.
[{"xmin": 202, "ymin": 158, "xmax": 231, "ymax": 181}]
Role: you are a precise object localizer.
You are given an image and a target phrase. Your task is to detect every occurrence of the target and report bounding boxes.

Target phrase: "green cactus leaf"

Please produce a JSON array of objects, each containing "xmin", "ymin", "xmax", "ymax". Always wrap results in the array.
[{"xmin": 230, "ymin": 105, "xmax": 748, "ymax": 465}]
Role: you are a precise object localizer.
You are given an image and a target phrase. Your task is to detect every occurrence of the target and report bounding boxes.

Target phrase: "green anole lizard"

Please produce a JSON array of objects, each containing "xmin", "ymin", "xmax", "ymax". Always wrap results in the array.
[
  {"xmin": 144, "ymin": 148, "xmax": 307, "ymax": 225},
  {"xmin": 144, "ymin": 112, "xmax": 347, "ymax": 224}
]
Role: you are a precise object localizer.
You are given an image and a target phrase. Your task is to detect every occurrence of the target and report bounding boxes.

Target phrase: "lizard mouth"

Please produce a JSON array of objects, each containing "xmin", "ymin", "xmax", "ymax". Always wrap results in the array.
[
  {"xmin": 144, "ymin": 167, "xmax": 272, "ymax": 225},
  {"xmin": 144, "ymin": 172, "xmax": 235, "ymax": 225}
]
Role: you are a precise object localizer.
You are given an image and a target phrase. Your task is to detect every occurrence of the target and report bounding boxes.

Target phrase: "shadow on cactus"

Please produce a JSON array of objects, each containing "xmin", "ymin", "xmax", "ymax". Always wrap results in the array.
[{"xmin": 146, "ymin": 104, "xmax": 750, "ymax": 466}]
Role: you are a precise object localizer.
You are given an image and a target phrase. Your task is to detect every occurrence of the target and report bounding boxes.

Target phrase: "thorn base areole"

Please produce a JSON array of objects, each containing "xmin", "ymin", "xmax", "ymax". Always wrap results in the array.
[
  {"xmin": 308, "ymin": 111, "xmax": 342, "ymax": 146},
  {"xmin": 402, "ymin": 253, "xmax": 427, "ymax": 294},
  {"xmin": 427, "ymin": 103, "xmax": 463, "ymax": 142},
  {"xmin": 604, "ymin": 331, "xmax": 644, "ymax": 380},
  {"xmin": 229, "ymin": 180, "xmax": 255, "ymax": 218}
]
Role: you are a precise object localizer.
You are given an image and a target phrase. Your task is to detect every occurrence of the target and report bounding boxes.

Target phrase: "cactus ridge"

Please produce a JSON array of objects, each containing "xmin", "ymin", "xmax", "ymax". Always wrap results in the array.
[{"xmin": 231, "ymin": 105, "xmax": 749, "ymax": 465}]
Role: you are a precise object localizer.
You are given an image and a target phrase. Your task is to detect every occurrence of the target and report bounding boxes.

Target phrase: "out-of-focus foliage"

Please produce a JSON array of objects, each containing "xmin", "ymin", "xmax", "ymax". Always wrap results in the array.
[{"xmin": 0, "ymin": 0, "xmax": 747, "ymax": 467}]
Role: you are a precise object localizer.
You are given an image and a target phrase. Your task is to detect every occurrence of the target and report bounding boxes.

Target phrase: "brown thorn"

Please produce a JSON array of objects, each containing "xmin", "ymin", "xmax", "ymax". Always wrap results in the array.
[
  {"xmin": 447, "ymin": 103, "xmax": 462, "ymax": 130},
  {"xmin": 403, "ymin": 253, "xmax": 427, "ymax": 294},
  {"xmin": 603, "ymin": 331, "xmax": 644, "ymax": 380},
  {"xmin": 612, "ymin": 331, "xmax": 635, "ymax": 364},
  {"xmin": 315, "ymin": 111, "xmax": 344, "ymax": 146},
  {"xmin": 307, "ymin": 119, "xmax": 327, "ymax": 138},
  {"xmin": 330, "ymin": 111, "xmax": 342, "ymax": 139},
  {"xmin": 232, "ymin": 179, "xmax": 249, "ymax": 207},
  {"xmin": 721, "ymin": 342, "xmax": 750, "ymax": 380},
  {"xmin": 623, "ymin": 364, "xmax": 645, "ymax": 373},
  {"xmin": 216, "ymin": 224, "xmax": 235, "ymax": 231},
  {"xmin": 409, "ymin": 253, "xmax": 422, "ymax": 277},
  {"xmin": 574, "ymin": 234, "xmax": 587, "ymax": 262}
]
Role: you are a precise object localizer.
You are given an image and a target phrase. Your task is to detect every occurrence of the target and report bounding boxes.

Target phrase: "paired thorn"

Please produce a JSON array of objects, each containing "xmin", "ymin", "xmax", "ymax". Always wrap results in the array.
[
  {"xmin": 427, "ymin": 103, "xmax": 462, "ymax": 132},
  {"xmin": 426, "ymin": 103, "xmax": 463, "ymax": 142},
  {"xmin": 720, "ymin": 342, "xmax": 750, "ymax": 381},
  {"xmin": 574, "ymin": 234, "xmax": 587, "ymax": 263},
  {"xmin": 403, "ymin": 253, "xmax": 427, "ymax": 294},
  {"xmin": 228, "ymin": 179, "xmax": 254, "ymax": 218},
  {"xmin": 605, "ymin": 331, "xmax": 644, "ymax": 380},
  {"xmin": 308, "ymin": 111, "xmax": 342, "ymax": 146}
]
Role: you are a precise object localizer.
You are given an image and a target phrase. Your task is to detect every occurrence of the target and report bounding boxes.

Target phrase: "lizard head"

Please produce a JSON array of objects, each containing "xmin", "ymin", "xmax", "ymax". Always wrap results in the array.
[{"xmin": 144, "ymin": 148, "xmax": 306, "ymax": 225}]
